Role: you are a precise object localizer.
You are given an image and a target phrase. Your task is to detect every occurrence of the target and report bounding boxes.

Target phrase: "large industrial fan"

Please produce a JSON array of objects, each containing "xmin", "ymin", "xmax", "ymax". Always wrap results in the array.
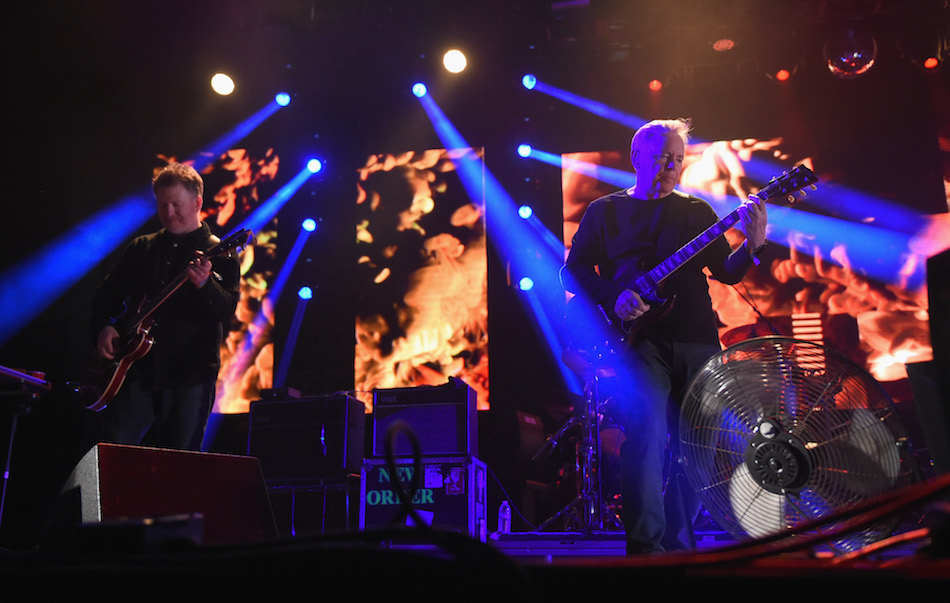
[{"xmin": 679, "ymin": 336, "xmax": 917, "ymax": 552}]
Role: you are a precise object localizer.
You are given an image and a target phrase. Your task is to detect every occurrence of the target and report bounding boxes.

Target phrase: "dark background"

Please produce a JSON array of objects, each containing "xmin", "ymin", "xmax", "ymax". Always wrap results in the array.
[{"xmin": 0, "ymin": 0, "xmax": 948, "ymax": 548}]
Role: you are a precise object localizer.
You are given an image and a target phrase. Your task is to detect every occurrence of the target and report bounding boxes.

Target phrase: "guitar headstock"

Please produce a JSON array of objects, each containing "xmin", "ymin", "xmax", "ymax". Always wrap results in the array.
[
  {"xmin": 209, "ymin": 228, "xmax": 254, "ymax": 257},
  {"xmin": 752, "ymin": 164, "xmax": 818, "ymax": 204}
]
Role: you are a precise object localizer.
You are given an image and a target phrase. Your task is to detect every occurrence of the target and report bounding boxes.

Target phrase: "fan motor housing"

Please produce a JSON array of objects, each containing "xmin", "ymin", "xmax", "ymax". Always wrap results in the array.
[{"xmin": 745, "ymin": 420, "xmax": 813, "ymax": 495}]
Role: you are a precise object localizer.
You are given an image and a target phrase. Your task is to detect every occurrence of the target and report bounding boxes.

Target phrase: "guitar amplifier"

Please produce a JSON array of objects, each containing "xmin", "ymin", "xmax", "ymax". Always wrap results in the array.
[
  {"xmin": 248, "ymin": 393, "xmax": 365, "ymax": 486},
  {"xmin": 359, "ymin": 455, "xmax": 487, "ymax": 542},
  {"xmin": 372, "ymin": 377, "xmax": 477, "ymax": 457}
]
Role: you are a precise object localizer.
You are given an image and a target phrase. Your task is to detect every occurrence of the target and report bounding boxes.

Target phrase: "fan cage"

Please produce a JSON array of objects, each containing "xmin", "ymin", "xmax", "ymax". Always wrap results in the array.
[{"xmin": 679, "ymin": 336, "xmax": 917, "ymax": 552}]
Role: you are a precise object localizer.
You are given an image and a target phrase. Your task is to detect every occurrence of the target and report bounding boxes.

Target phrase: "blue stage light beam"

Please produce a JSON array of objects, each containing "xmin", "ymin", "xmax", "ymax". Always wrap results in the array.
[
  {"xmin": 417, "ymin": 91, "xmax": 600, "ymax": 394},
  {"xmin": 520, "ymin": 206, "xmax": 569, "ymax": 258},
  {"xmin": 794, "ymin": 181, "xmax": 929, "ymax": 237},
  {"xmin": 223, "ymin": 220, "xmax": 316, "ymax": 401},
  {"xmin": 0, "ymin": 192, "xmax": 154, "ymax": 346},
  {"xmin": 524, "ymin": 75, "xmax": 647, "ymax": 131},
  {"xmin": 269, "ymin": 220, "xmax": 316, "ymax": 302},
  {"xmin": 192, "ymin": 97, "xmax": 287, "ymax": 172},
  {"xmin": 524, "ymin": 146, "xmax": 637, "ymax": 189},
  {"xmin": 766, "ymin": 205, "xmax": 926, "ymax": 289},
  {"xmin": 236, "ymin": 163, "xmax": 320, "ymax": 236},
  {"xmin": 274, "ymin": 291, "xmax": 311, "ymax": 388},
  {"xmin": 0, "ymin": 96, "xmax": 292, "ymax": 346}
]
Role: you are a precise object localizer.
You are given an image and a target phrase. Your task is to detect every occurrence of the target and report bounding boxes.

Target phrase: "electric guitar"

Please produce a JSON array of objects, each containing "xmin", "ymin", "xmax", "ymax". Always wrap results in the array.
[
  {"xmin": 575, "ymin": 165, "xmax": 818, "ymax": 352},
  {"xmin": 77, "ymin": 228, "xmax": 252, "ymax": 412}
]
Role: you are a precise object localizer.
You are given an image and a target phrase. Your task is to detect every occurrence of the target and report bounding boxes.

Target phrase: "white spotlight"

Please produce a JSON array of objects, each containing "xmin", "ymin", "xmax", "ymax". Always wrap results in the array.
[
  {"xmin": 210, "ymin": 73, "xmax": 235, "ymax": 96},
  {"xmin": 443, "ymin": 49, "xmax": 467, "ymax": 74}
]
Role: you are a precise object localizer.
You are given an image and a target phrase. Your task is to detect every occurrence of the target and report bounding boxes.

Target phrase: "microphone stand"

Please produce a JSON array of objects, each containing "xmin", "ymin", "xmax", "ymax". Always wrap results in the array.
[{"xmin": 0, "ymin": 366, "xmax": 52, "ymax": 533}]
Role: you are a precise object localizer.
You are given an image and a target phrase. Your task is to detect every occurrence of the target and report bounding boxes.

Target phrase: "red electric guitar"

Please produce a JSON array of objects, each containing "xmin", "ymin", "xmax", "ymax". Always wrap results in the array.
[
  {"xmin": 570, "ymin": 165, "xmax": 818, "ymax": 353},
  {"xmin": 77, "ymin": 228, "xmax": 252, "ymax": 412}
]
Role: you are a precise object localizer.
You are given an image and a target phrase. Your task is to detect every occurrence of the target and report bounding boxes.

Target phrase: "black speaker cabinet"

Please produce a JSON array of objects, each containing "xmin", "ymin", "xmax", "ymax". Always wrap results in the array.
[
  {"xmin": 919, "ymin": 248, "xmax": 950, "ymax": 474},
  {"xmin": 928, "ymin": 248, "xmax": 950, "ymax": 404},
  {"xmin": 62, "ymin": 443, "xmax": 278, "ymax": 545},
  {"xmin": 372, "ymin": 377, "xmax": 477, "ymax": 457},
  {"xmin": 248, "ymin": 393, "xmax": 366, "ymax": 486}
]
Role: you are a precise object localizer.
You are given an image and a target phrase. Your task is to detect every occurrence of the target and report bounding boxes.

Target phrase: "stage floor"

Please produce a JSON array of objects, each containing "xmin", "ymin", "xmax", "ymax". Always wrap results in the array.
[{"xmin": 1, "ymin": 523, "xmax": 948, "ymax": 598}]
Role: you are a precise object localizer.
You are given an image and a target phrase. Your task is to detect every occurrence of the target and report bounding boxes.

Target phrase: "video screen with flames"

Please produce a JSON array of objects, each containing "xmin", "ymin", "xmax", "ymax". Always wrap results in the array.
[
  {"xmin": 353, "ymin": 149, "xmax": 489, "ymax": 413},
  {"xmin": 182, "ymin": 148, "xmax": 281, "ymax": 415}
]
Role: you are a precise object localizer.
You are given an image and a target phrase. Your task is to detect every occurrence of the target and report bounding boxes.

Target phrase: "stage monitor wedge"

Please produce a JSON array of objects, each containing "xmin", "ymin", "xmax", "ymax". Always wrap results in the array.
[{"xmin": 63, "ymin": 443, "xmax": 278, "ymax": 546}]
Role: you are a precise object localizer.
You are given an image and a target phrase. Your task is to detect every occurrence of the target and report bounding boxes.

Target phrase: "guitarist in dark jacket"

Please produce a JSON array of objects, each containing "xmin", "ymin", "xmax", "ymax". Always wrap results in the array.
[
  {"xmin": 89, "ymin": 163, "xmax": 240, "ymax": 451},
  {"xmin": 561, "ymin": 119, "xmax": 767, "ymax": 554}
]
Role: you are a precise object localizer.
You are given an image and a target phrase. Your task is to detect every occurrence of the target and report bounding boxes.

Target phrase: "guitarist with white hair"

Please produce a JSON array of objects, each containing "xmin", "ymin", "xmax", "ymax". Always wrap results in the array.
[
  {"xmin": 562, "ymin": 118, "xmax": 769, "ymax": 554},
  {"xmin": 87, "ymin": 163, "xmax": 241, "ymax": 451}
]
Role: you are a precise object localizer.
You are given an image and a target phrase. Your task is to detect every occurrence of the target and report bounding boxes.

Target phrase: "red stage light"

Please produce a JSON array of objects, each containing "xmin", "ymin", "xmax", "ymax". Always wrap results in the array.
[
  {"xmin": 713, "ymin": 38, "xmax": 735, "ymax": 52},
  {"xmin": 924, "ymin": 56, "xmax": 940, "ymax": 69},
  {"xmin": 775, "ymin": 68, "xmax": 791, "ymax": 81},
  {"xmin": 648, "ymin": 79, "xmax": 663, "ymax": 92}
]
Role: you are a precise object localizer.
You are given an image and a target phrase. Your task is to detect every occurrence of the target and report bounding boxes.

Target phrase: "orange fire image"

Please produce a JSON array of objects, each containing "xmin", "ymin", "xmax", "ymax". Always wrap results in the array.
[{"xmin": 354, "ymin": 149, "xmax": 489, "ymax": 413}]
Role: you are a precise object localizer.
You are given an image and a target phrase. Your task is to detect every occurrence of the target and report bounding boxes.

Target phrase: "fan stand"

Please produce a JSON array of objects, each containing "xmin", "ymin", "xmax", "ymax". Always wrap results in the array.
[{"xmin": 536, "ymin": 363, "xmax": 623, "ymax": 533}]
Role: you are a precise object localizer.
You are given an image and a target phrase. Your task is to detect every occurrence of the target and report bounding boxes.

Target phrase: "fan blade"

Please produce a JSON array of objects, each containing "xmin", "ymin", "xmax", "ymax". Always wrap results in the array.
[{"xmin": 729, "ymin": 464, "xmax": 786, "ymax": 538}]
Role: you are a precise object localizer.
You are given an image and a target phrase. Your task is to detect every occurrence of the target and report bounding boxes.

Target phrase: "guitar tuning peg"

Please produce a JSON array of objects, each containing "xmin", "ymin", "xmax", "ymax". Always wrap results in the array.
[
  {"xmin": 786, "ymin": 194, "xmax": 796, "ymax": 203},
  {"xmin": 810, "ymin": 184, "xmax": 818, "ymax": 191}
]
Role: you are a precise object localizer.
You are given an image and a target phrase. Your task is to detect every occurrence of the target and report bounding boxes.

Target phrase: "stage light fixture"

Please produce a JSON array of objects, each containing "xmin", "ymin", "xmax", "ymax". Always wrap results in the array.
[
  {"xmin": 443, "ymin": 49, "xmax": 467, "ymax": 73},
  {"xmin": 823, "ymin": 26, "xmax": 877, "ymax": 79},
  {"xmin": 302, "ymin": 218, "xmax": 316, "ymax": 232},
  {"xmin": 307, "ymin": 158, "xmax": 323, "ymax": 173},
  {"xmin": 211, "ymin": 73, "xmax": 235, "ymax": 96},
  {"xmin": 894, "ymin": 1, "xmax": 950, "ymax": 72},
  {"xmin": 517, "ymin": 144, "xmax": 532, "ymax": 158},
  {"xmin": 275, "ymin": 92, "xmax": 291, "ymax": 106},
  {"xmin": 518, "ymin": 205, "xmax": 533, "ymax": 219},
  {"xmin": 712, "ymin": 38, "xmax": 735, "ymax": 52},
  {"xmin": 522, "ymin": 74, "xmax": 537, "ymax": 90},
  {"xmin": 298, "ymin": 286, "xmax": 313, "ymax": 300},
  {"xmin": 412, "ymin": 82, "xmax": 428, "ymax": 98},
  {"xmin": 648, "ymin": 79, "xmax": 663, "ymax": 92},
  {"xmin": 757, "ymin": 35, "xmax": 803, "ymax": 83},
  {"xmin": 518, "ymin": 277, "xmax": 534, "ymax": 291},
  {"xmin": 896, "ymin": 27, "xmax": 949, "ymax": 71}
]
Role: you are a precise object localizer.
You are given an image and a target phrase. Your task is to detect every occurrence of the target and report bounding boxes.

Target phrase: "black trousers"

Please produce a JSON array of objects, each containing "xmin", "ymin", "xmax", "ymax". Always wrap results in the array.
[{"xmin": 92, "ymin": 378, "xmax": 216, "ymax": 451}]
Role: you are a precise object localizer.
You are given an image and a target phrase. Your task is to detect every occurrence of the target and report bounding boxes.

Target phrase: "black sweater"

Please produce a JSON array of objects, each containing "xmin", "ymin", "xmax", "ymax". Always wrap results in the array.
[{"xmin": 562, "ymin": 189, "xmax": 755, "ymax": 346}]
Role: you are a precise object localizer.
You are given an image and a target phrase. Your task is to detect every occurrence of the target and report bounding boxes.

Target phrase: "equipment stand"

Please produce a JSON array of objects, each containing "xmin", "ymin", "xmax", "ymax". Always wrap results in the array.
[
  {"xmin": 535, "ymin": 370, "xmax": 622, "ymax": 533},
  {"xmin": 0, "ymin": 366, "xmax": 51, "ymax": 534}
]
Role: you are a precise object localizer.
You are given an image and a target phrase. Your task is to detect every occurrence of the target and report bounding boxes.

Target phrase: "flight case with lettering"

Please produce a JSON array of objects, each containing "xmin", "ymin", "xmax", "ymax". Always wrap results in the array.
[{"xmin": 358, "ymin": 456, "xmax": 487, "ymax": 542}]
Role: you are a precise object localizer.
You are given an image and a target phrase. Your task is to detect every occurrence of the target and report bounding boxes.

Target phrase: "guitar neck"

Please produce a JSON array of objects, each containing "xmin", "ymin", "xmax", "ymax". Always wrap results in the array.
[
  {"xmin": 117, "ymin": 228, "xmax": 250, "ymax": 336},
  {"xmin": 647, "ymin": 207, "xmax": 742, "ymax": 285},
  {"xmin": 128, "ymin": 271, "xmax": 191, "ymax": 332}
]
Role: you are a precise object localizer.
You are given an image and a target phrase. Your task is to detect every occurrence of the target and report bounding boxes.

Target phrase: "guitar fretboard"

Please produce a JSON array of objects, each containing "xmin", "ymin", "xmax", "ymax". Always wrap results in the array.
[
  {"xmin": 648, "ymin": 208, "xmax": 742, "ymax": 285},
  {"xmin": 644, "ymin": 164, "xmax": 816, "ymax": 286}
]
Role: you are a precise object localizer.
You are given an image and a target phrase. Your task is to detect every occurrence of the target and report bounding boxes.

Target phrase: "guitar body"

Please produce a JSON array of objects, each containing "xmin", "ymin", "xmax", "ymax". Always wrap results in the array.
[
  {"xmin": 565, "ymin": 266, "xmax": 676, "ymax": 364},
  {"xmin": 80, "ymin": 322, "xmax": 154, "ymax": 412},
  {"xmin": 597, "ymin": 252, "xmax": 677, "ymax": 341}
]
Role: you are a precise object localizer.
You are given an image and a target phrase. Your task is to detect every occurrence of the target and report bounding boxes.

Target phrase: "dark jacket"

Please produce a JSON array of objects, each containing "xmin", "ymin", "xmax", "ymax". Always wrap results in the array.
[{"xmin": 92, "ymin": 222, "xmax": 241, "ymax": 388}]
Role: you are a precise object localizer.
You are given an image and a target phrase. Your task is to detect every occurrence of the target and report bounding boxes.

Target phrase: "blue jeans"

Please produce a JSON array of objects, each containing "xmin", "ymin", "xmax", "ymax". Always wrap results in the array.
[
  {"xmin": 615, "ymin": 338, "xmax": 720, "ymax": 553},
  {"xmin": 95, "ymin": 379, "xmax": 216, "ymax": 451}
]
